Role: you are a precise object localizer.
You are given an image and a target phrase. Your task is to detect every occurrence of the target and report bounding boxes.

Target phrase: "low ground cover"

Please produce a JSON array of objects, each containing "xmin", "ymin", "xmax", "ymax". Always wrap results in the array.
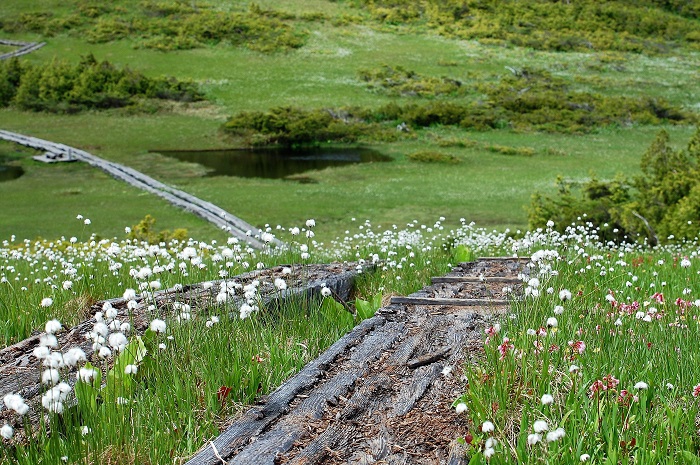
[
  {"xmin": 3, "ymin": 217, "xmax": 700, "ymax": 463},
  {"xmin": 454, "ymin": 222, "xmax": 700, "ymax": 463}
]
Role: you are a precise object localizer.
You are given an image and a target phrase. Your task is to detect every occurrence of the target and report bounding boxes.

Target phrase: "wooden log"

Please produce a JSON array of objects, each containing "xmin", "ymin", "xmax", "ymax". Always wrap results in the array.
[
  {"xmin": 390, "ymin": 296, "xmax": 513, "ymax": 306},
  {"xmin": 220, "ymin": 323, "xmax": 406, "ymax": 465},
  {"xmin": 477, "ymin": 256, "xmax": 530, "ymax": 261},
  {"xmin": 0, "ymin": 40, "xmax": 46, "ymax": 60},
  {"xmin": 431, "ymin": 276, "xmax": 522, "ymax": 284}
]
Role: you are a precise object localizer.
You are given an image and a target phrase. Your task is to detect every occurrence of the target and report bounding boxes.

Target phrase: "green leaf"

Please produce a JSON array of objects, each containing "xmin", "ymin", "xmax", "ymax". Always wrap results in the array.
[
  {"xmin": 453, "ymin": 245, "xmax": 475, "ymax": 263},
  {"xmin": 355, "ymin": 292, "xmax": 382, "ymax": 320}
]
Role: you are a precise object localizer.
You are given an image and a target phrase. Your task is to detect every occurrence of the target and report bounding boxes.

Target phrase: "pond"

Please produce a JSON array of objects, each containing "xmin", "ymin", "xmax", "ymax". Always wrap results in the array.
[
  {"xmin": 0, "ymin": 165, "xmax": 24, "ymax": 182},
  {"xmin": 155, "ymin": 147, "xmax": 391, "ymax": 179}
]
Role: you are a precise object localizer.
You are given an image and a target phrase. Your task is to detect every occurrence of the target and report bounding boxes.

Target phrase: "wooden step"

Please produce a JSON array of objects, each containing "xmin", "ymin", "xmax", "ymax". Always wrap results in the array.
[
  {"xmin": 390, "ymin": 296, "xmax": 514, "ymax": 306},
  {"xmin": 431, "ymin": 276, "xmax": 522, "ymax": 284}
]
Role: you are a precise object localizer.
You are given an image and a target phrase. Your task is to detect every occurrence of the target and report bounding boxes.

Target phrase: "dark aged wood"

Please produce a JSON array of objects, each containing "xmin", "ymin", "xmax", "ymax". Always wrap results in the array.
[
  {"xmin": 431, "ymin": 276, "xmax": 522, "ymax": 284},
  {"xmin": 183, "ymin": 257, "xmax": 530, "ymax": 465},
  {"xmin": 389, "ymin": 296, "xmax": 513, "ymax": 306}
]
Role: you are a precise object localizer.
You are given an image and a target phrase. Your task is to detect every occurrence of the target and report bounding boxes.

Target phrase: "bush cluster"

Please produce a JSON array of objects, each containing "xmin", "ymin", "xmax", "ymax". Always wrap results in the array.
[
  {"xmin": 406, "ymin": 150, "xmax": 461, "ymax": 163},
  {"xmin": 358, "ymin": 65, "xmax": 464, "ymax": 97},
  {"xmin": 0, "ymin": 55, "xmax": 204, "ymax": 113},
  {"xmin": 358, "ymin": 0, "xmax": 700, "ymax": 52},
  {"xmin": 529, "ymin": 128, "xmax": 700, "ymax": 244},
  {"xmin": 222, "ymin": 106, "xmax": 396, "ymax": 147},
  {"xmin": 1, "ymin": 1, "xmax": 306, "ymax": 53},
  {"xmin": 221, "ymin": 71, "xmax": 694, "ymax": 146}
]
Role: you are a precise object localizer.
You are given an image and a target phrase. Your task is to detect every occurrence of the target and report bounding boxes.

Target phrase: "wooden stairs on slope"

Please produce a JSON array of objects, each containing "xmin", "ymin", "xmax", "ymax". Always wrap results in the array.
[{"xmin": 185, "ymin": 257, "xmax": 530, "ymax": 465}]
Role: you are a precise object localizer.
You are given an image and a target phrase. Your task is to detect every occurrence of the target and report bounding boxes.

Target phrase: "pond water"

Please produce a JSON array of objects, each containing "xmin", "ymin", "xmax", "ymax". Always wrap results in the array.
[
  {"xmin": 0, "ymin": 165, "xmax": 24, "ymax": 182},
  {"xmin": 155, "ymin": 147, "xmax": 391, "ymax": 179}
]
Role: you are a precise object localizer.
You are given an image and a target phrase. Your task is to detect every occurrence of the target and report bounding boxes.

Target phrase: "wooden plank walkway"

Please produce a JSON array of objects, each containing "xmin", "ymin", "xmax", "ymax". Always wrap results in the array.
[
  {"xmin": 185, "ymin": 257, "xmax": 530, "ymax": 465},
  {"xmin": 0, "ymin": 39, "xmax": 46, "ymax": 60},
  {"xmin": 0, "ymin": 129, "xmax": 281, "ymax": 248}
]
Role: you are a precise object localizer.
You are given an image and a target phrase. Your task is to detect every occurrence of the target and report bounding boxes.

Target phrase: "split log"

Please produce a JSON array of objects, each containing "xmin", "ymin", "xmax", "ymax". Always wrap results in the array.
[{"xmin": 389, "ymin": 296, "xmax": 514, "ymax": 306}]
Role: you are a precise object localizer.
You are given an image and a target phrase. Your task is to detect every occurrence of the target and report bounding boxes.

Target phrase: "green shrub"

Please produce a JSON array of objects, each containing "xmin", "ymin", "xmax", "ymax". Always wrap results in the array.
[
  {"xmin": 529, "ymin": 128, "xmax": 700, "ymax": 244},
  {"xmin": 0, "ymin": 54, "xmax": 204, "ymax": 113},
  {"xmin": 484, "ymin": 144, "xmax": 535, "ymax": 156},
  {"xmin": 359, "ymin": 65, "xmax": 464, "ymax": 97},
  {"xmin": 407, "ymin": 150, "xmax": 460, "ymax": 163},
  {"xmin": 358, "ymin": 0, "xmax": 700, "ymax": 53},
  {"xmin": 127, "ymin": 214, "xmax": 188, "ymax": 244},
  {"xmin": 1, "ymin": 2, "xmax": 307, "ymax": 54}
]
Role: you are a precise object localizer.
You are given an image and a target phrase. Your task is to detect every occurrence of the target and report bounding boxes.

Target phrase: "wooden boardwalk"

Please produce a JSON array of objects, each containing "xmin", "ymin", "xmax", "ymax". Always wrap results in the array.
[
  {"xmin": 186, "ymin": 257, "xmax": 529, "ymax": 465},
  {"xmin": 0, "ymin": 39, "xmax": 45, "ymax": 60},
  {"xmin": 0, "ymin": 129, "xmax": 281, "ymax": 248}
]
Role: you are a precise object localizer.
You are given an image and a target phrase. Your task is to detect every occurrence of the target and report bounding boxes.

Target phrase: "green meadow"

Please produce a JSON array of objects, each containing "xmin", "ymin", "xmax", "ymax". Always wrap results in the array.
[{"xmin": 0, "ymin": 0, "xmax": 698, "ymax": 243}]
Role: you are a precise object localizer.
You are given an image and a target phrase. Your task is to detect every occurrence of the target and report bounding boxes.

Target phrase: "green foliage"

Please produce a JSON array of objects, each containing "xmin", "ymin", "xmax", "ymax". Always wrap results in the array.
[
  {"xmin": 478, "ymin": 68, "xmax": 693, "ymax": 133},
  {"xmin": 354, "ymin": 291, "xmax": 382, "ymax": 320},
  {"xmin": 2, "ymin": 1, "xmax": 307, "ymax": 53},
  {"xmin": 222, "ymin": 74, "xmax": 694, "ymax": 145},
  {"xmin": 484, "ymin": 144, "xmax": 535, "ymax": 157},
  {"xmin": 358, "ymin": 0, "xmax": 700, "ymax": 53},
  {"xmin": 452, "ymin": 244, "xmax": 475, "ymax": 263},
  {"xmin": 407, "ymin": 150, "xmax": 460, "ymax": 164},
  {"xmin": 529, "ymin": 128, "xmax": 700, "ymax": 243},
  {"xmin": 127, "ymin": 214, "xmax": 188, "ymax": 244},
  {"xmin": 222, "ymin": 106, "xmax": 390, "ymax": 147},
  {"xmin": 0, "ymin": 55, "xmax": 204, "ymax": 113},
  {"xmin": 359, "ymin": 64, "xmax": 464, "ymax": 97}
]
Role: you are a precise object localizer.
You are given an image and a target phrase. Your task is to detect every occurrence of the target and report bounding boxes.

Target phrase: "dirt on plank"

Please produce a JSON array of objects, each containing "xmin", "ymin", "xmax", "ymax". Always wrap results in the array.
[{"xmin": 186, "ymin": 258, "xmax": 530, "ymax": 465}]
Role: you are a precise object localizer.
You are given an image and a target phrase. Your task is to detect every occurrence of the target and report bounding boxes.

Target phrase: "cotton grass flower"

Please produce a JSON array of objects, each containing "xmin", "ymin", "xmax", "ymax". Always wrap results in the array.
[
  {"xmin": 42, "ymin": 369, "xmax": 60, "ymax": 385},
  {"xmin": 455, "ymin": 402, "xmax": 467, "ymax": 414},
  {"xmin": 39, "ymin": 333, "xmax": 58, "ymax": 348},
  {"xmin": 533, "ymin": 420, "xmax": 549, "ymax": 433},
  {"xmin": 634, "ymin": 381, "xmax": 648, "ymax": 390},
  {"xmin": 149, "ymin": 319, "xmax": 166, "ymax": 333},
  {"xmin": 541, "ymin": 394, "xmax": 554, "ymax": 405},
  {"xmin": 546, "ymin": 427, "xmax": 566, "ymax": 442},
  {"xmin": 580, "ymin": 454, "xmax": 591, "ymax": 462},
  {"xmin": 481, "ymin": 421, "xmax": 495, "ymax": 433},
  {"xmin": 559, "ymin": 289, "xmax": 572, "ymax": 301},
  {"xmin": 63, "ymin": 347, "xmax": 86, "ymax": 367},
  {"xmin": 77, "ymin": 367, "xmax": 97, "ymax": 382},
  {"xmin": 546, "ymin": 317, "xmax": 558, "ymax": 328},
  {"xmin": 40, "ymin": 297, "xmax": 53, "ymax": 307},
  {"xmin": 2, "ymin": 394, "xmax": 29, "ymax": 416},
  {"xmin": 1, "ymin": 424, "xmax": 13, "ymax": 440},
  {"xmin": 527, "ymin": 433, "xmax": 541, "ymax": 446},
  {"xmin": 125, "ymin": 364, "xmax": 138, "ymax": 375}
]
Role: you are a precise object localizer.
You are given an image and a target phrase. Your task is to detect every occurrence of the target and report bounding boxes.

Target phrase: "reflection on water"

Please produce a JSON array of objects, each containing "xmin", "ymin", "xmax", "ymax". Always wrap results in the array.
[
  {"xmin": 0, "ymin": 165, "xmax": 23, "ymax": 182},
  {"xmin": 155, "ymin": 147, "xmax": 391, "ymax": 179}
]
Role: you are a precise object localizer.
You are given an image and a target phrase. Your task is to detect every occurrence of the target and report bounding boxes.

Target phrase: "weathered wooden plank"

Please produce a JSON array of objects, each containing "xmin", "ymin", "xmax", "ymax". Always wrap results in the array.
[
  {"xmin": 390, "ymin": 296, "xmax": 513, "ymax": 306},
  {"xmin": 0, "ymin": 40, "xmax": 46, "ymax": 60},
  {"xmin": 391, "ymin": 363, "xmax": 443, "ymax": 417},
  {"xmin": 431, "ymin": 276, "xmax": 522, "ymax": 284},
  {"xmin": 477, "ymin": 256, "xmax": 529, "ymax": 261},
  {"xmin": 222, "ymin": 323, "xmax": 406, "ymax": 465},
  {"xmin": 0, "ymin": 130, "xmax": 277, "ymax": 248}
]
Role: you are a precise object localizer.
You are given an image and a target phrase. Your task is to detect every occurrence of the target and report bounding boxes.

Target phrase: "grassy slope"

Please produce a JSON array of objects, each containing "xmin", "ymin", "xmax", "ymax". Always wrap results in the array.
[{"xmin": 0, "ymin": 1, "xmax": 698, "ymax": 242}]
